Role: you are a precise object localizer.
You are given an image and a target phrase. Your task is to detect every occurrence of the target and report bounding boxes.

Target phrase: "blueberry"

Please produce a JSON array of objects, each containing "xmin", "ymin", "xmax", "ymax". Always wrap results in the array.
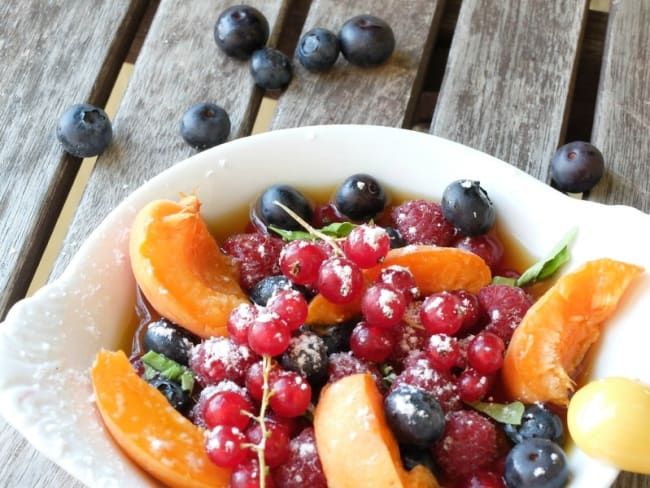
[
  {"xmin": 214, "ymin": 5, "xmax": 269, "ymax": 59},
  {"xmin": 249, "ymin": 275, "xmax": 311, "ymax": 306},
  {"xmin": 257, "ymin": 184, "xmax": 313, "ymax": 230},
  {"xmin": 441, "ymin": 180, "xmax": 495, "ymax": 236},
  {"xmin": 313, "ymin": 321, "xmax": 355, "ymax": 354},
  {"xmin": 399, "ymin": 444, "xmax": 437, "ymax": 473},
  {"xmin": 142, "ymin": 318, "xmax": 200, "ymax": 366},
  {"xmin": 250, "ymin": 47, "xmax": 293, "ymax": 90},
  {"xmin": 338, "ymin": 15, "xmax": 395, "ymax": 67},
  {"xmin": 56, "ymin": 103, "xmax": 112, "ymax": 157},
  {"xmin": 384, "ymin": 226, "xmax": 406, "ymax": 249},
  {"xmin": 147, "ymin": 375, "xmax": 193, "ymax": 415},
  {"xmin": 296, "ymin": 27, "xmax": 340, "ymax": 72},
  {"xmin": 179, "ymin": 103, "xmax": 230, "ymax": 150},
  {"xmin": 280, "ymin": 330, "xmax": 328, "ymax": 383},
  {"xmin": 504, "ymin": 438, "xmax": 569, "ymax": 488},
  {"xmin": 550, "ymin": 141, "xmax": 604, "ymax": 193},
  {"xmin": 335, "ymin": 173, "xmax": 387, "ymax": 221},
  {"xmin": 504, "ymin": 404, "xmax": 564, "ymax": 445},
  {"xmin": 384, "ymin": 384, "xmax": 445, "ymax": 447}
]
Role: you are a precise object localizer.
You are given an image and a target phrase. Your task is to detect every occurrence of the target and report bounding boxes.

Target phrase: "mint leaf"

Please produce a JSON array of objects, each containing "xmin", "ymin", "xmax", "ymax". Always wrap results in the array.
[
  {"xmin": 269, "ymin": 221, "xmax": 357, "ymax": 241},
  {"xmin": 492, "ymin": 227, "xmax": 578, "ymax": 287},
  {"xmin": 469, "ymin": 400, "xmax": 525, "ymax": 425},
  {"xmin": 141, "ymin": 350, "xmax": 195, "ymax": 392}
]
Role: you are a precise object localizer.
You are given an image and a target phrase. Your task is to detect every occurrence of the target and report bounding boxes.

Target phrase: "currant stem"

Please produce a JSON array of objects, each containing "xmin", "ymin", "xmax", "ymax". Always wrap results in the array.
[
  {"xmin": 254, "ymin": 354, "xmax": 274, "ymax": 488},
  {"xmin": 272, "ymin": 200, "xmax": 343, "ymax": 255}
]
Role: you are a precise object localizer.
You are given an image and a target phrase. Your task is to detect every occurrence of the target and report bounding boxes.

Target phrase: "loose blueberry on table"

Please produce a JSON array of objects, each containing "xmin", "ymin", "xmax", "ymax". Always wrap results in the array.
[
  {"xmin": 179, "ymin": 102, "xmax": 231, "ymax": 150},
  {"xmin": 214, "ymin": 5, "xmax": 269, "ymax": 60},
  {"xmin": 56, "ymin": 103, "xmax": 112, "ymax": 157},
  {"xmin": 92, "ymin": 170, "xmax": 642, "ymax": 488}
]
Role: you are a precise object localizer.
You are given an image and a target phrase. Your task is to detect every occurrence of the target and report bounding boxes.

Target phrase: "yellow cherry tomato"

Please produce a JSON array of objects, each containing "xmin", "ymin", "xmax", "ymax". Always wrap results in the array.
[{"xmin": 568, "ymin": 377, "xmax": 650, "ymax": 474}]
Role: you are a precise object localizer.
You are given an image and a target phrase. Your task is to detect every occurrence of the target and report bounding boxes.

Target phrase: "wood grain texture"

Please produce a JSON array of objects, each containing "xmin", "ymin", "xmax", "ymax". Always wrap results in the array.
[
  {"xmin": 270, "ymin": 0, "xmax": 445, "ymax": 129},
  {"xmin": 0, "ymin": 0, "xmax": 147, "ymax": 320},
  {"xmin": 589, "ymin": 0, "xmax": 650, "ymax": 212},
  {"xmin": 430, "ymin": 0, "xmax": 588, "ymax": 179},
  {"xmin": 49, "ymin": 0, "xmax": 290, "ymax": 282}
]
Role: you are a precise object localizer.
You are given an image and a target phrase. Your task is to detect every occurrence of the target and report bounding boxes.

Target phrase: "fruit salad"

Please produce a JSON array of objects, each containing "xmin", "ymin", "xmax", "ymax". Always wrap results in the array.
[{"xmin": 91, "ymin": 173, "xmax": 642, "ymax": 488}]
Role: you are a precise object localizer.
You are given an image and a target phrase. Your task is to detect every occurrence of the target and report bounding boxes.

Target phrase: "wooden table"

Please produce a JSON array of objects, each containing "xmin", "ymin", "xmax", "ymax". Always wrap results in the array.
[{"xmin": 1, "ymin": 0, "xmax": 649, "ymax": 486}]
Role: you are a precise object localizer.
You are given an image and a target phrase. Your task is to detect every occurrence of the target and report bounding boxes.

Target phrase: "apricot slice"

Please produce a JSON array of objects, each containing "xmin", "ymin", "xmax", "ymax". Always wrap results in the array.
[
  {"xmin": 502, "ymin": 258, "xmax": 643, "ymax": 405},
  {"xmin": 129, "ymin": 195, "xmax": 248, "ymax": 338},
  {"xmin": 90, "ymin": 349, "xmax": 229, "ymax": 487},
  {"xmin": 314, "ymin": 373, "xmax": 439, "ymax": 488},
  {"xmin": 307, "ymin": 246, "xmax": 491, "ymax": 325}
]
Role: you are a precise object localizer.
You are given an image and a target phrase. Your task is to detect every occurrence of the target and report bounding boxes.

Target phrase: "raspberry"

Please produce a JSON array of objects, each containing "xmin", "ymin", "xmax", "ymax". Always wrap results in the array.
[
  {"xmin": 433, "ymin": 410, "xmax": 498, "ymax": 480},
  {"xmin": 388, "ymin": 321, "xmax": 427, "ymax": 368},
  {"xmin": 477, "ymin": 285, "xmax": 533, "ymax": 343},
  {"xmin": 189, "ymin": 337, "xmax": 256, "ymax": 386},
  {"xmin": 391, "ymin": 200, "xmax": 457, "ymax": 246},
  {"xmin": 327, "ymin": 351, "xmax": 382, "ymax": 389},
  {"xmin": 390, "ymin": 351, "xmax": 461, "ymax": 412},
  {"xmin": 223, "ymin": 232, "xmax": 285, "ymax": 290},
  {"xmin": 272, "ymin": 427, "xmax": 327, "ymax": 488}
]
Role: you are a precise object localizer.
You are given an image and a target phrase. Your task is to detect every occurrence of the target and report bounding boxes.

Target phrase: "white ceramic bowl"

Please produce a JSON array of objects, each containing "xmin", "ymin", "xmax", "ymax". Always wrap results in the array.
[{"xmin": 2, "ymin": 125, "xmax": 649, "ymax": 487}]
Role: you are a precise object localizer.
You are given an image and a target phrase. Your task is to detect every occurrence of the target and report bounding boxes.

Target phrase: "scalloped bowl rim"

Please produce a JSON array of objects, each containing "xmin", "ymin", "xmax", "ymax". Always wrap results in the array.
[{"xmin": 2, "ymin": 125, "xmax": 650, "ymax": 487}]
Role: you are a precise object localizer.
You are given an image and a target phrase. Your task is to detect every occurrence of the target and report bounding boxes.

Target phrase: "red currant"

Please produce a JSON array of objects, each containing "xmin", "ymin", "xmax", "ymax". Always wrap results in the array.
[
  {"xmin": 317, "ymin": 256, "xmax": 364, "ymax": 304},
  {"xmin": 458, "ymin": 368, "xmax": 493, "ymax": 403},
  {"xmin": 279, "ymin": 240, "xmax": 328, "ymax": 286},
  {"xmin": 312, "ymin": 202, "xmax": 345, "ymax": 227},
  {"xmin": 378, "ymin": 265, "xmax": 419, "ymax": 303},
  {"xmin": 245, "ymin": 419, "xmax": 291, "ymax": 467},
  {"xmin": 452, "ymin": 289, "xmax": 483, "ymax": 332},
  {"xmin": 266, "ymin": 289, "xmax": 308, "ymax": 331},
  {"xmin": 244, "ymin": 359, "xmax": 281, "ymax": 402},
  {"xmin": 342, "ymin": 224, "xmax": 390, "ymax": 269},
  {"xmin": 227, "ymin": 303, "xmax": 258, "ymax": 345},
  {"xmin": 203, "ymin": 390, "xmax": 255, "ymax": 431},
  {"xmin": 467, "ymin": 332, "xmax": 505, "ymax": 374},
  {"xmin": 205, "ymin": 425, "xmax": 248, "ymax": 468},
  {"xmin": 349, "ymin": 321, "xmax": 395, "ymax": 362},
  {"xmin": 455, "ymin": 232, "xmax": 504, "ymax": 272},
  {"xmin": 269, "ymin": 371, "xmax": 312, "ymax": 418},
  {"xmin": 361, "ymin": 283, "xmax": 407, "ymax": 329},
  {"xmin": 420, "ymin": 291, "xmax": 465, "ymax": 335},
  {"xmin": 426, "ymin": 334, "xmax": 461, "ymax": 372},
  {"xmin": 230, "ymin": 458, "xmax": 275, "ymax": 488},
  {"xmin": 247, "ymin": 313, "xmax": 291, "ymax": 356}
]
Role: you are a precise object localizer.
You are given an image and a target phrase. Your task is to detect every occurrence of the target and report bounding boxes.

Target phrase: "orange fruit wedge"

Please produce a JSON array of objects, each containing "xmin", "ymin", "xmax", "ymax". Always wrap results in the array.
[
  {"xmin": 502, "ymin": 258, "xmax": 643, "ymax": 405},
  {"xmin": 129, "ymin": 195, "xmax": 249, "ymax": 338},
  {"xmin": 91, "ymin": 349, "xmax": 230, "ymax": 487},
  {"xmin": 307, "ymin": 246, "xmax": 491, "ymax": 325}
]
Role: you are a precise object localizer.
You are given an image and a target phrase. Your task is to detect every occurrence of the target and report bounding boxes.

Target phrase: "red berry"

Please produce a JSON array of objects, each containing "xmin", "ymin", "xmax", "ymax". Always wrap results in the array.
[
  {"xmin": 247, "ymin": 313, "xmax": 291, "ymax": 356},
  {"xmin": 245, "ymin": 359, "xmax": 281, "ymax": 402},
  {"xmin": 246, "ymin": 419, "xmax": 291, "ymax": 467},
  {"xmin": 189, "ymin": 337, "xmax": 252, "ymax": 386},
  {"xmin": 388, "ymin": 321, "xmax": 427, "ymax": 367},
  {"xmin": 349, "ymin": 321, "xmax": 395, "ymax": 362},
  {"xmin": 361, "ymin": 284, "xmax": 407, "ymax": 329},
  {"xmin": 454, "ymin": 233, "xmax": 504, "ymax": 272},
  {"xmin": 312, "ymin": 202, "xmax": 345, "ymax": 228},
  {"xmin": 452, "ymin": 289, "xmax": 483, "ymax": 332},
  {"xmin": 227, "ymin": 303, "xmax": 259, "ymax": 345},
  {"xmin": 378, "ymin": 265, "xmax": 419, "ymax": 303},
  {"xmin": 458, "ymin": 368, "xmax": 494, "ymax": 403},
  {"xmin": 203, "ymin": 390, "xmax": 255, "ymax": 431},
  {"xmin": 426, "ymin": 334, "xmax": 461, "ymax": 372},
  {"xmin": 420, "ymin": 291, "xmax": 465, "ymax": 336},
  {"xmin": 433, "ymin": 409, "xmax": 498, "ymax": 480},
  {"xmin": 272, "ymin": 427, "xmax": 327, "ymax": 488},
  {"xmin": 317, "ymin": 256, "xmax": 364, "ymax": 304},
  {"xmin": 205, "ymin": 425, "xmax": 248, "ymax": 468},
  {"xmin": 458, "ymin": 470, "xmax": 506, "ymax": 488},
  {"xmin": 478, "ymin": 284, "xmax": 533, "ymax": 343},
  {"xmin": 190, "ymin": 381, "xmax": 250, "ymax": 428},
  {"xmin": 391, "ymin": 200, "xmax": 457, "ymax": 246},
  {"xmin": 279, "ymin": 240, "xmax": 328, "ymax": 286},
  {"xmin": 223, "ymin": 233, "xmax": 285, "ymax": 290},
  {"xmin": 230, "ymin": 458, "xmax": 275, "ymax": 488},
  {"xmin": 327, "ymin": 351, "xmax": 383, "ymax": 388},
  {"xmin": 342, "ymin": 224, "xmax": 390, "ymax": 269},
  {"xmin": 467, "ymin": 332, "xmax": 505, "ymax": 374},
  {"xmin": 266, "ymin": 289, "xmax": 308, "ymax": 331},
  {"xmin": 269, "ymin": 371, "xmax": 312, "ymax": 418}
]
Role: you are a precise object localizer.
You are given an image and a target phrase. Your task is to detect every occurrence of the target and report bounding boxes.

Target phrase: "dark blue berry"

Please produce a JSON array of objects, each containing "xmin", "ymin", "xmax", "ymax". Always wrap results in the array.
[
  {"xmin": 280, "ymin": 330, "xmax": 328, "ymax": 383},
  {"xmin": 441, "ymin": 180, "xmax": 495, "ymax": 236},
  {"xmin": 296, "ymin": 27, "xmax": 340, "ymax": 72},
  {"xmin": 249, "ymin": 275, "xmax": 311, "ymax": 306},
  {"xmin": 142, "ymin": 318, "xmax": 199, "ymax": 366},
  {"xmin": 250, "ymin": 47, "xmax": 293, "ymax": 90},
  {"xmin": 56, "ymin": 103, "xmax": 112, "ymax": 157},
  {"xmin": 147, "ymin": 375, "xmax": 193, "ymax": 415},
  {"xmin": 257, "ymin": 184, "xmax": 312, "ymax": 230},
  {"xmin": 550, "ymin": 141, "xmax": 604, "ymax": 193},
  {"xmin": 179, "ymin": 103, "xmax": 230, "ymax": 150},
  {"xmin": 385, "ymin": 226, "xmax": 406, "ymax": 249},
  {"xmin": 384, "ymin": 384, "xmax": 445, "ymax": 447},
  {"xmin": 504, "ymin": 438, "xmax": 569, "ymax": 488},
  {"xmin": 504, "ymin": 404, "xmax": 564, "ymax": 445},
  {"xmin": 335, "ymin": 173, "xmax": 387, "ymax": 221},
  {"xmin": 214, "ymin": 5, "xmax": 269, "ymax": 59},
  {"xmin": 338, "ymin": 15, "xmax": 395, "ymax": 67},
  {"xmin": 314, "ymin": 321, "xmax": 355, "ymax": 354},
  {"xmin": 399, "ymin": 444, "xmax": 437, "ymax": 474}
]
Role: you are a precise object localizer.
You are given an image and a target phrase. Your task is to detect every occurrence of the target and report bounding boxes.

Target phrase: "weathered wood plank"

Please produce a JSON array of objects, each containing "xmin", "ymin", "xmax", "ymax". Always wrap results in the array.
[
  {"xmin": 0, "ymin": 0, "xmax": 147, "ymax": 319},
  {"xmin": 430, "ymin": 0, "xmax": 589, "ymax": 180},
  {"xmin": 49, "ymin": 0, "xmax": 290, "ymax": 281},
  {"xmin": 588, "ymin": 0, "xmax": 650, "ymax": 212},
  {"xmin": 270, "ymin": 0, "xmax": 445, "ymax": 129}
]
